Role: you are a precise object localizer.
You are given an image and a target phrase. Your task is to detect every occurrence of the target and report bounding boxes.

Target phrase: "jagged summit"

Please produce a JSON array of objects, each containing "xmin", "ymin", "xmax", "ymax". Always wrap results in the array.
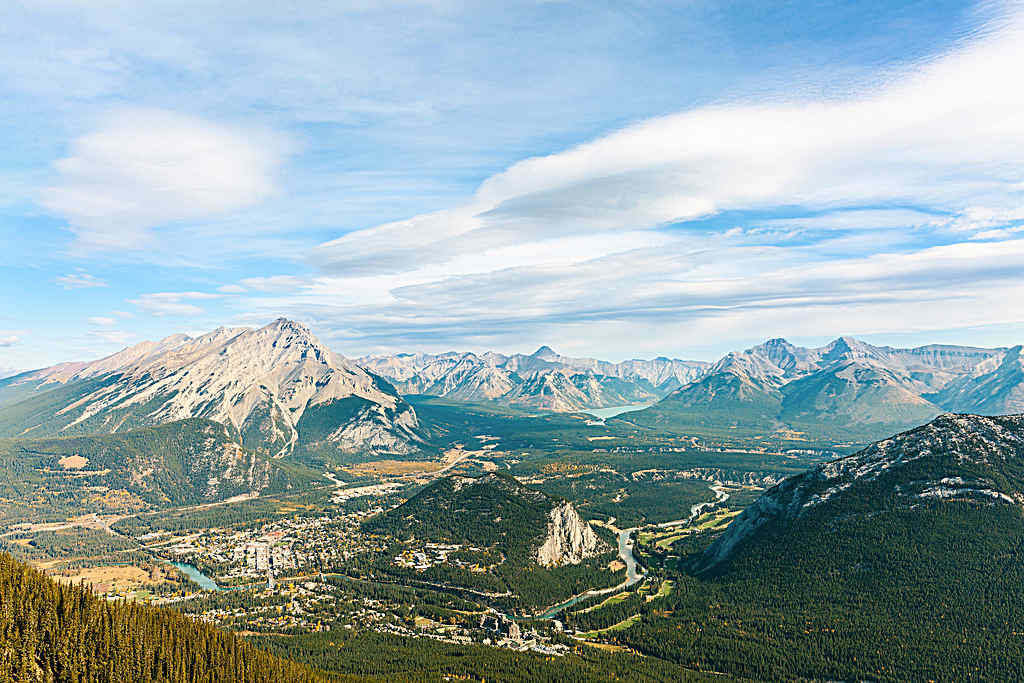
[
  {"xmin": 0, "ymin": 319, "xmax": 424, "ymax": 457},
  {"xmin": 531, "ymin": 345, "xmax": 559, "ymax": 360},
  {"xmin": 820, "ymin": 336, "xmax": 872, "ymax": 362}
]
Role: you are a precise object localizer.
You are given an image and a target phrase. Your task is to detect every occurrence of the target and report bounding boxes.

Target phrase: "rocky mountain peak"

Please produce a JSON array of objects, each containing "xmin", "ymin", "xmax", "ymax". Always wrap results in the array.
[
  {"xmin": 264, "ymin": 317, "xmax": 313, "ymax": 337},
  {"xmin": 1, "ymin": 320, "xmax": 424, "ymax": 458},
  {"xmin": 531, "ymin": 345, "xmax": 559, "ymax": 360},
  {"xmin": 821, "ymin": 336, "xmax": 872, "ymax": 362}
]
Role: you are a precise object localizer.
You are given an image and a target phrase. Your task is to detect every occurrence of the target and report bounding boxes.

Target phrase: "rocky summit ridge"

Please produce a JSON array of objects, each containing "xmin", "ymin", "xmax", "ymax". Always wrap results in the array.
[
  {"xmin": 358, "ymin": 348, "xmax": 709, "ymax": 411},
  {"xmin": 0, "ymin": 318, "xmax": 423, "ymax": 457}
]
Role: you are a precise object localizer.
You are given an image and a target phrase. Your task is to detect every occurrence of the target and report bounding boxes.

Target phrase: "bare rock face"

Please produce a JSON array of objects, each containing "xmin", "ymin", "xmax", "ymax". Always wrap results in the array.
[
  {"xmin": 536, "ymin": 501, "xmax": 607, "ymax": 567},
  {"xmin": 10, "ymin": 318, "xmax": 423, "ymax": 457},
  {"xmin": 193, "ymin": 433, "xmax": 271, "ymax": 499}
]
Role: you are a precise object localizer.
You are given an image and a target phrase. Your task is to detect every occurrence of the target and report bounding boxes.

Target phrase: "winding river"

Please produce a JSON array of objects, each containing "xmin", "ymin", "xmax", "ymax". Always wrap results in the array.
[
  {"xmin": 169, "ymin": 561, "xmax": 220, "ymax": 591},
  {"xmin": 536, "ymin": 525, "xmax": 645, "ymax": 619},
  {"xmin": 618, "ymin": 527, "xmax": 643, "ymax": 586}
]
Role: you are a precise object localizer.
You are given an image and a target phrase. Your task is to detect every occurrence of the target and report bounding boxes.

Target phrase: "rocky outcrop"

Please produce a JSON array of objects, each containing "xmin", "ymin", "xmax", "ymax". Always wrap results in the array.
[
  {"xmin": 536, "ymin": 501, "xmax": 607, "ymax": 567},
  {"xmin": 192, "ymin": 431, "xmax": 271, "ymax": 499}
]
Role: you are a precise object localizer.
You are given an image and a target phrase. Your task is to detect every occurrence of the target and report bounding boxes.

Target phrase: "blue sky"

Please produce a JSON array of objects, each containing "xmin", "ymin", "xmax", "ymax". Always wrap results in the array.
[{"xmin": 3, "ymin": 0, "xmax": 1024, "ymax": 370}]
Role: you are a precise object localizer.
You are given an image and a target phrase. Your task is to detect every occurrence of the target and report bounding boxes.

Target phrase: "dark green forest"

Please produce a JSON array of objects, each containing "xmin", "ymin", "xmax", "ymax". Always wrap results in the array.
[
  {"xmin": 614, "ymin": 497, "xmax": 1024, "ymax": 681},
  {"xmin": 0, "ymin": 552, "xmax": 323, "ymax": 683}
]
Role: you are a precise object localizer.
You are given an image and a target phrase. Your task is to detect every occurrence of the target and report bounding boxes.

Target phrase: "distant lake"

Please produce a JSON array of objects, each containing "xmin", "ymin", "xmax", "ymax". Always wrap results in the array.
[{"xmin": 581, "ymin": 404, "xmax": 654, "ymax": 419}]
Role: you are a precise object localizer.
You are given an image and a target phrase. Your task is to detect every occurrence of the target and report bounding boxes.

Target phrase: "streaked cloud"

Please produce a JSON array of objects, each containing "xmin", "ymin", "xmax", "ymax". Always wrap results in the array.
[
  {"xmin": 239, "ymin": 275, "xmax": 310, "ymax": 292},
  {"xmin": 254, "ymin": 5, "xmax": 1024, "ymax": 356},
  {"xmin": 311, "ymin": 7, "xmax": 1024, "ymax": 279},
  {"xmin": 57, "ymin": 272, "xmax": 107, "ymax": 289},
  {"xmin": 87, "ymin": 329, "xmax": 132, "ymax": 346},
  {"xmin": 0, "ymin": 335, "xmax": 20, "ymax": 347},
  {"xmin": 6, "ymin": 0, "xmax": 1024, "ymax": 365},
  {"xmin": 129, "ymin": 291, "xmax": 220, "ymax": 316},
  {"xmin": 217, "ymin": 284, "xmax": 248, "ymax": 294}
]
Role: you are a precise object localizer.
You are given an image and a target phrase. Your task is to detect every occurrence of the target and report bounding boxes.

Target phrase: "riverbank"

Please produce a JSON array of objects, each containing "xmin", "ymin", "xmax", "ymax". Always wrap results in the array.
[{"xmin": 535, "ymin": 523, "xmax": 645, "ymax": 619}]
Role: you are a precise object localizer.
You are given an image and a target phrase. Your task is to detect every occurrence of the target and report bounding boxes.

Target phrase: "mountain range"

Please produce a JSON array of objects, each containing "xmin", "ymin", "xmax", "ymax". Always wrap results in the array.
[
  {"xmin": 5, "ymin": 325, "xmax": 1024, "ymax": 459},
  {"xmin": 358, "ymin": 346, "xmax": 709, "ymax": 411},
  {"xmin": 0, "ymin": 318, "xmax": 424, "ymax": 459},
  {"xmin": 629, "ymin": 336, "xmax": 1024, "ymax": 441}
]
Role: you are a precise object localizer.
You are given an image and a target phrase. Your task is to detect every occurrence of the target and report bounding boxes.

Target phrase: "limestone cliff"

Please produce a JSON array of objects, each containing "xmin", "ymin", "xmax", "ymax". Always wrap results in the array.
[{"xmin": 536, "ymin": 501, "xmax": 607, "ymax": 567}]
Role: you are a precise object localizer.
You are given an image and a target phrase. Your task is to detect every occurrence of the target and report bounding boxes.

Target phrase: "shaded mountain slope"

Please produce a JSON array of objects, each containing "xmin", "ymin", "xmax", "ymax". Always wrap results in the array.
[
  {"xmin": 610, "ymin": 413, "xmax": 1024, "ymax": 681},
  {"xmin": 0, "ymin": 419, "xmax": 316, "ymax": 520}
]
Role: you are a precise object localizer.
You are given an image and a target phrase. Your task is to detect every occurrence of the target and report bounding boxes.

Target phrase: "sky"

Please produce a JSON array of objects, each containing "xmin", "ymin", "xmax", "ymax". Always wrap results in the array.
[{"xmin": 3, "ymin": 0, "xmax": 1024, "ymax": 370}]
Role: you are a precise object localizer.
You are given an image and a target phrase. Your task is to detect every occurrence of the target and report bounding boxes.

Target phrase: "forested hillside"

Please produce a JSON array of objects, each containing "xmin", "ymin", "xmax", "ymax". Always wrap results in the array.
[
  {"xmin": 365, "ymin": 473, "xmax": 618, "ymax": 611},
  {"xmin": 607, "ymin": 414, "xmax": 1024, "ymax": 681},
  {"xmin": 0, "ymin": 552, "xmax": 323, "ymax": 683},
  {"xmin": 0, "ymin": 419, "xmax": 319, "ymax": 523}
]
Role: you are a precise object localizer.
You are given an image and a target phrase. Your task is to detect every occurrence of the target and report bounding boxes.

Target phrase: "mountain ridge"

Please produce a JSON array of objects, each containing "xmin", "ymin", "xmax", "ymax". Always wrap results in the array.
[
  {"xmin": 358, "ymin": 348, "xmax": 710, "ymax": 412},
  {"xmin": 698, "ymin": 411, "xmax": 1024, "ymax": 570},
  {"xmin": 0, "ymin": 318, "xmax": 424, "ymax": 458}
]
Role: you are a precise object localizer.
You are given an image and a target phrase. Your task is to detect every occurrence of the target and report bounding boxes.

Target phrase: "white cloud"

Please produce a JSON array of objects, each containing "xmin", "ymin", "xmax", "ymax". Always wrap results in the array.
[
  {"xmin": 87, "ymin": 329, "xmax": 132, "ymax": 345},
  {"xmin": 310, "ymin": 7, "xmax": 1024, "ymax": 277},
  {"xmin": 88, "ymin": 316, "xmax": 116, "ymax": 326},
  {"xmin": 42, "ymin": 108, "xmax": 290, "ymax": 251},
  {"xmin": 274, "ymin": 6, "xmax": 1024, "ymax": 356},
  {"xmin": 217, "ymin": 284, "xmax": 247, "ymax": 294},
  {"xmin": 239, "ymin": 275, "xmax": 310, "ymax": 292},
  {"xmin": 972, "ymin": 226, "xmax": 1024, "ymax": 240},
  {"xmin": 0, "ymin": 336, "xmax": 20, "ymax": 347},
  {"xmin": 129, "ymin": 291, "xmax": 220, "ymax": 316},
  {"xmin": 56, "ymin": 272, "xmax": 107, "ymax": 289}
]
